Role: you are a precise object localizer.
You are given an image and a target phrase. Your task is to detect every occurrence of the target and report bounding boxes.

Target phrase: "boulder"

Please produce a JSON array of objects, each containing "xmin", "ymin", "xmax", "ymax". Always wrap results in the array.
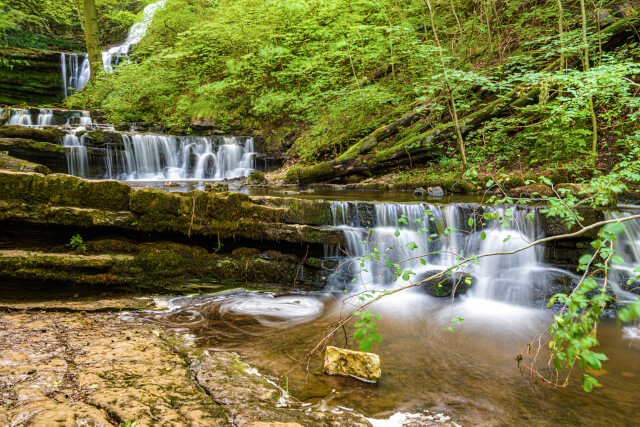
[
  {"xmin": 323, "ymin": 346, "xmax": 381, "ymax": 383},
  {"xmin": 248, "ymin": 171, "xmax": 267, "ymax": 185},
  {"xmin": 413, "ymin": 187, "xmax": 427, "ymax": 196},
  {"xmin": 427, "ymin": 186, "xmax": 445, "ymax": 196},
  {"xmin": 614, "ymin": 2, "xmax": 634, "ymax": 18},
  {"xmin": 509, "ymin": 184, "xmax": 554, "ymax": 198},
  {"xmin": 205, "ymin": 182, "xmax": 229, "ymax": 192}
]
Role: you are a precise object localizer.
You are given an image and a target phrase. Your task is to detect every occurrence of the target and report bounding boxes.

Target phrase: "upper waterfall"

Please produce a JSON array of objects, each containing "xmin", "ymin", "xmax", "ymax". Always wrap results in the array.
[
  {"xmin": 61, "ymin": 53, "xmax": 90, "ymax": 98},
  {"xmin": 102, "ymin": 0, "xmax": 168, "ymax": 72}
]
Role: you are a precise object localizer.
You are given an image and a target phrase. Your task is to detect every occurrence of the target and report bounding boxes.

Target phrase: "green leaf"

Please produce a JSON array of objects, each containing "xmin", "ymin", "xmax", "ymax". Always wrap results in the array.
[
  {"xmin": 611, "ymin": 255, "xmax": 625, "ymax": 265},
  {"xmin": 602, "ymin": 223, "xmax": 624, "ymax": 235},
  {"xmin": 359, "ymin": 336, "xmax": 373, "ymax": 352},
  {"xmin": 468, "ymin": 218, "xmax": 475, "ymax": 227},
  {"xmin": 354, "ymin": 328, "xmax": 367, "ymax": 340},
  {"xmin": 481, "ymin": 231, "xmax": 487, "ymax": 240},
  {"xmin": 402, "ymin": 270, "xmax": 415, "ymax": 281},
  {"xmin": 578, "ymin": 254, "xmax": 593, "ymax": 265}
]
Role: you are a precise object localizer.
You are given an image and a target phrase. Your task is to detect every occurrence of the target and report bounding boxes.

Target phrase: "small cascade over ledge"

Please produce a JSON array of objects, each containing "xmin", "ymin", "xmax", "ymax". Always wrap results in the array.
[
  {"xmin": 64, "ymin": 133, "xmax": 259, "ymax": 181},
  {"xmin": 325, "ymin": 201, "xmax": 573, "ymax": 306}
]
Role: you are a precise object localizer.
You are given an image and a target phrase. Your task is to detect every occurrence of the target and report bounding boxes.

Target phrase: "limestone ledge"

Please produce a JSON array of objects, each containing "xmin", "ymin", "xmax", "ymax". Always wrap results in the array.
[{"xmin": 0, "ymin": 170, "xmax": 344, "ymax": 246}]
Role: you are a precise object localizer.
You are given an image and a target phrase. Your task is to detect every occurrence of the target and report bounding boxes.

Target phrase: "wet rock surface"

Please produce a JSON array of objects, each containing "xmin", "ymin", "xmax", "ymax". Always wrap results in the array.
[
  {"xmin": 0, "ymin": 310, "xmax": 375, "ymax": 426},
  {"xmin": 323, "ymin": 346, "xmax": 382, "ymax": 383}
]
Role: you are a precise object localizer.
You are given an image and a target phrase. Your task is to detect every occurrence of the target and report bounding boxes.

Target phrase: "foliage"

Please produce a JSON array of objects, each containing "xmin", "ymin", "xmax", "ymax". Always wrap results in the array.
[
  {"xmin": 60, "ymin": 0, "xmax": 640, "ymax": 173},
  {"xmin": 70, "ymin": 234, "xmax": 87, "ymax": 251},
  {"xmin": 352, "ymin": 308, "xmax": 383, "ymax": 352}
]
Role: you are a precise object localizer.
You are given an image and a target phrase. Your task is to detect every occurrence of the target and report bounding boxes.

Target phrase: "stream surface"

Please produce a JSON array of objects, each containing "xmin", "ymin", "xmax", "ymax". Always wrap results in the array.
[
  {"xmin": 121, "ymin": 189, "xmax": 640, "ymax": 425},
  {"xmin": 126, "ymin": 290, "xmax": 640, "ymax": 426}
]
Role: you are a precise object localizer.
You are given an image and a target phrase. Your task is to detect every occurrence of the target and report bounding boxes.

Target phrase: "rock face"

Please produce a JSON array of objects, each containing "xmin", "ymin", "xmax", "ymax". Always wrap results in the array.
[
  {"xmin": 0, "ymin": 48, "xmax": 63, "ymax": 104},
  {"xmin": 0, "ymin": 137, "xmax": 68, "ymax": 173},
  {"xmin": 323, "ymin": 345, "xmax": 381, "ymax": 383},
  {"xmin": 0, "ymin": 170, "xmax": 346, "ymax": 290},
  {"xmin": 0, "ymin": 170, "xmax": 343, "ymax": 245}
]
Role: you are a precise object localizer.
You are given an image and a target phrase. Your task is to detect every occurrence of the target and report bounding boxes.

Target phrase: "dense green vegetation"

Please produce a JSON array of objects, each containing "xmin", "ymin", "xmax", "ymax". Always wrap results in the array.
[{"xmin": 45, "ymin": 0, "xmax": 639, "ymax": 181}]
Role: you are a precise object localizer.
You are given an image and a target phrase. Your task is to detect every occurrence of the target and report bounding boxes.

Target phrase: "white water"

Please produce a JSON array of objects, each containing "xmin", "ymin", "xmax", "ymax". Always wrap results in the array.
[
  {"xmin": 66, "ymin": 133, "xmax": 258, "ymax": 181},
  {"xmin": 328, "ymin": 202, "xmax": 548, "ymax": 306},
  {"xmin": 102, "ymin": 0, "xmax": 168, "ymax": 72},
  {"xmin": 61, "ymin": 53, "xmax": 90, "ymax": 98},
  {"xmin": 36, "ymin": 109, "xmax": 54, "ymax": 126},
  {"xmin": 66, "ymin": 111, "xmax": 92, "ymax": 126},
  {"xmin": 7, "ymin": 109, "xmax": 33, "ymax": 126},
  {"xmin": 62, "ymin": 131, "xmax": 89, "ymax": 178},
  {"xmin": 604, "ymin": 211, "xmax": 640, "ymax": 303}
]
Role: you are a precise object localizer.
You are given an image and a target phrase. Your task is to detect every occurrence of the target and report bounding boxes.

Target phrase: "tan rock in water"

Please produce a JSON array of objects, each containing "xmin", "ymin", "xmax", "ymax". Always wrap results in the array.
[{"xmin": 323, "ymin": 346, "xmax": 381, "ymax": 383}]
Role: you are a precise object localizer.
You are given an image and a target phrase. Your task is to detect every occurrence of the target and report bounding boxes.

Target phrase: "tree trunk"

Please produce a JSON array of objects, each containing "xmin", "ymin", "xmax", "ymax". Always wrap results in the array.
[{"xmin": 83, "ymin": 0, "xmax": 101, "ymax": 84}]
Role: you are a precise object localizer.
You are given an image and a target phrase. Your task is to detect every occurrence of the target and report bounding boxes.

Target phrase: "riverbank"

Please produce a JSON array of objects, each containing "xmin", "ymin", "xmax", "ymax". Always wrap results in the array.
[{"xmin": 0, "ymin": 299, "xmax": 459, "ymax": 426}]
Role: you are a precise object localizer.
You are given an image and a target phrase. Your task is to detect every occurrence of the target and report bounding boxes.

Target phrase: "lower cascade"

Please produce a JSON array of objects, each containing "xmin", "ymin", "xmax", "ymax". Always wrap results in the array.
[{"xmin": 325, "ymin": 201, "xmax": 632, "ymax": 306}]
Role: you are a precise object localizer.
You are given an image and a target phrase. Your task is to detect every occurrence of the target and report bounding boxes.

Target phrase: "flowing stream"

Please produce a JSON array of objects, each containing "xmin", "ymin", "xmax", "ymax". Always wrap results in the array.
[{"xmin": 127, "ymin": 201, "xmax": 640, "ymax": 425}]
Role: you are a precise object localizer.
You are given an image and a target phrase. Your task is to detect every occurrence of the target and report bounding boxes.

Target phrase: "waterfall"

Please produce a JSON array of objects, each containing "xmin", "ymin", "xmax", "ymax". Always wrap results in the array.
[
  {"xmin": 7, "ymin": 109, "xmax": 33, "ymax": 126},
  {"xmin": 60, "ymin": 133, "xmax": 258, "ymax": 181},
  {"xmin": 102, "ymin": 0, "xmax": 168, "ymax": 72},
  {"xmin": 604, "ymin": 211, "xmax": 640, "ymax": 303},
  {"xmin": 327, "ymin": 201, "xmax": 547, "ymax": 305},
  {"xmin": 66, "ymin": 111, "xmax": 92, "ymax": 126},
  {"xmin": 61, "ymin": 53, "xmax": 90, "ymax": 98},
  {"xmin": 36, "ymin": 109, "xmax": 54, "ymax": 126},
  {"xmin": 62, "ymin": 132, "xmax": 89, "ymax": 177}
]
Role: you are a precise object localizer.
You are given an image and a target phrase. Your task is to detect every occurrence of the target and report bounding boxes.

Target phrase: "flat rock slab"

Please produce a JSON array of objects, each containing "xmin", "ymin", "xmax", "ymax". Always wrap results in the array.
[
  {"xmin": 0, "ymin": 296, "xmax": 158, "ymax": 312},
  {"xmin": 324, "ymin": 346, "xmax": 382, "ymax": 383},
  {"xmin": 0, "ymin": 312, "xmax": 371, "ymax": 426}
]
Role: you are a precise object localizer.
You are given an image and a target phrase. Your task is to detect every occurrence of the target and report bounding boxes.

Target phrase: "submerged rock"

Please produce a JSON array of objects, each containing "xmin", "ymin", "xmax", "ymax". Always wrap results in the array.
[
  {"xmin": 248, "ymin": 170, "xmax": 267, "ymax": 185},
  {"xmin": 421, "ymin": 271, "xmax": 472, "ymax": 297},
  {"xmin": 205, "ymin": 182, "xmax": 229, "ymax": 192},
  {"xmin": 323, "ymin": 345, "xmax": 381, "ymax": 383}
]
